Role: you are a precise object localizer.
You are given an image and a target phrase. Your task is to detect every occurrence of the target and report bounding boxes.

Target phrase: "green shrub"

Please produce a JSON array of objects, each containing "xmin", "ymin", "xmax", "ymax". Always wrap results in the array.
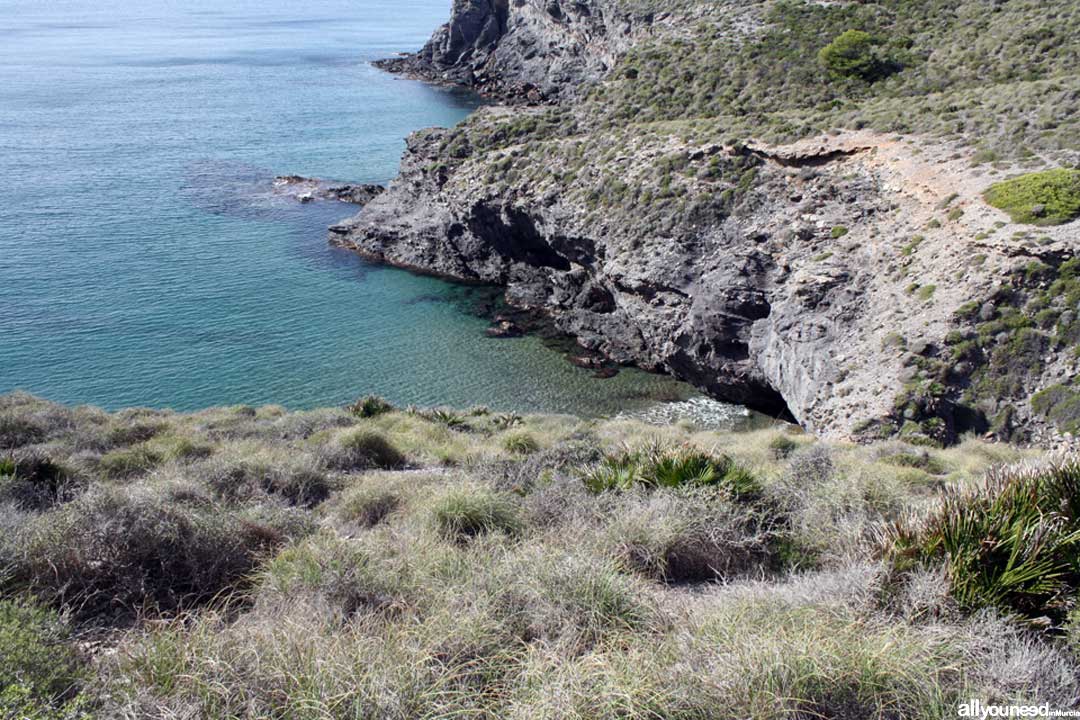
[
  {"xmin": 984, "ymin": 169, "xmax": 1080, "ymax": 226},
  {"xmin": 885, "ymin": 459, "xmax": 1080, "ymax": 625},
  {"xmin": 432, "ymin": 487, "xmax": 522, "ymax": 541},
  {"xmin": 348, "ymin": 395, "xmax": 393, "ymax": 419},
  {"xmin": 818, "ymin": 30, "xmax": 896, "ymax": 82},
  {"xmin": 830, "ymin": 225, "xmax": 849, "ymax": 239},
  {"xmin": 582, "ymin": 442, "xmax": 760, "ymax": 498},
  {"xmin": 1031, "ymin": 383, "xmax": 1080, "ymax": 434},
  {"xmin": 0, "ymin": 598, "xmax": 84, "ymax": 707}
]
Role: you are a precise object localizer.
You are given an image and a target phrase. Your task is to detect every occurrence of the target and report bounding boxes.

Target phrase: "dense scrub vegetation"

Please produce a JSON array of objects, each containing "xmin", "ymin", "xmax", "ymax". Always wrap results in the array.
[
  {"xmin": 589, "ymin": 0, "xmax": 1079, "ymax": 155},
  {"xmin": 984, "ymin": 169, "xmax": 1080, "ymax": 225},
  {"xmin": 1, "ymin": 393, "xmax": 1078, "ymax": 717}
]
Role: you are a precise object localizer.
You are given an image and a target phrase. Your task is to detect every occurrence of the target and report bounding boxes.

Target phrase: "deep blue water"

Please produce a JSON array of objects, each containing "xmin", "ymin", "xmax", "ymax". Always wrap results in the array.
[{"xmin": 0, "ymin": 0, "xmax": 759, "ymax": 424}]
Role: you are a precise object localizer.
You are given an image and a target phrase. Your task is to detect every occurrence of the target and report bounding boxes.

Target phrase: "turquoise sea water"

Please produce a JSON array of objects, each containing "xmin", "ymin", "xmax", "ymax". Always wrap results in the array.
[{"xmin": 0, "ymin": 0, "xmax": 762, "ymax": 425}]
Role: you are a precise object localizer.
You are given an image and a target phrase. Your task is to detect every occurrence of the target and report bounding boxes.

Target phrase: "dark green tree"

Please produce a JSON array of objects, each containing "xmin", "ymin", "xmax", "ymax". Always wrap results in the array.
[{"xmin": 818, "ymin": 29, "xmax": 894, "ymax": 82}]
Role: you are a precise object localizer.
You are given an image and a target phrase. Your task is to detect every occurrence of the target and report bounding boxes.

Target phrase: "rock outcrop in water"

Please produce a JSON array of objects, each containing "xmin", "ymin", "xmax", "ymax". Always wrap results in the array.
[
  {"xmin": 274, "ymin": 175, "xmax": 384, "ymax": 205},
  {"xmin": 336, "ymin": 0, "xmax": 1080, "ymax": 445}
]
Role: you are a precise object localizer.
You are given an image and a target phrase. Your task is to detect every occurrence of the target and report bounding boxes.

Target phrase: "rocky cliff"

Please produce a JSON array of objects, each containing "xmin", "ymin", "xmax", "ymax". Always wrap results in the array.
[
  {"xmin": 338, "ymin": 0, "xmax": 1080, "ymax": 444},
  {"xmin": 374, "ymin": 0, "xmax": 664, "ymax": 101}
]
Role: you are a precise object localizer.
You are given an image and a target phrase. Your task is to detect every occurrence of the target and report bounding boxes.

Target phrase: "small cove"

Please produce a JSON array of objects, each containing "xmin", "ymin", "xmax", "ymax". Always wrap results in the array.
[{"xmin": 0, "ymin": 0, "xmax": 771, "ymax": 429}]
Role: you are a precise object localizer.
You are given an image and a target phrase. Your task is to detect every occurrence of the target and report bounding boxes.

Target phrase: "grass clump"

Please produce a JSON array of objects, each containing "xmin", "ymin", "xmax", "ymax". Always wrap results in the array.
[
  {"xmin": 97, "ymin": 444, "xmax": 161, "ymax": 479},
  {"xmin": 603, "ymin": 489, "xmax": 778, "ymax": 583},
  {"xmin": 335, "ymin": 483, "xmax": 401, "ymax": 527},
  {"xmin": 767, "ymin": 434, "xmax": 799, "ymax": 460},
  {"xmin": 984, "ymin": 169, "xmax": 1080, "ymax": 226},
  {"xmin": 885, "ymin": 458, "xmax": 1080, "ymax": 626},
  {"xmin": 432, "ymin": 486, "xmax": 522, "ymax": 541},
  {"xmin": 323, "ymin": 428, "xmax": 407, "ymax": 471},
  {"xmin": 502, "ymin": 431, "xmax": 540, "ymax": 455},
  {"xmin": 7, "ymin": 487, "xmax": 296, "ymax": 621}
]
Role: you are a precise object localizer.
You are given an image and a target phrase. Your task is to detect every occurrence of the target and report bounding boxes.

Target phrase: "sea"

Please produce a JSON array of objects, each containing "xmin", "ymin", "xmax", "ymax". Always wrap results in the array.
[{"xmin": 0, "ymin": 0, "xmax": 766, "ymax": 428}]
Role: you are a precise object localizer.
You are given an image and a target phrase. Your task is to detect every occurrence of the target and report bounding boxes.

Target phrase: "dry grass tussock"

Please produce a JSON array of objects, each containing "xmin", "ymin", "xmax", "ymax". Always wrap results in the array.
[{"xmin": 0, "ymin": 393, "xmax": 1074, "ymax": 719}]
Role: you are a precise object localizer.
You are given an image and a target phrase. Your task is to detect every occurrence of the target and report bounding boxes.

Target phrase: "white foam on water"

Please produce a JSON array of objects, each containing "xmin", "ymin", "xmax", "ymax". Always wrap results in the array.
[{"xmin": 616, "ymin": 396, "xmax": 775, "ymax": 431}]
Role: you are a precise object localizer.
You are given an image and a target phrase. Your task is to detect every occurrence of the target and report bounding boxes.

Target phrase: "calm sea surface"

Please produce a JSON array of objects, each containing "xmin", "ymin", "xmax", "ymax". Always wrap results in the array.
[{"xmin": 0, "ymin": 0, "xmax": 761, "ymax": 426}]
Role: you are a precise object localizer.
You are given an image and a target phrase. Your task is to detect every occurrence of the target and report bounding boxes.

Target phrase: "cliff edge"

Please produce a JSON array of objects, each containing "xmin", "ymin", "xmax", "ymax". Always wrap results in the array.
[{"xmin": 339, "ymin": 0, "xmax": 1080, "ymax": 445}]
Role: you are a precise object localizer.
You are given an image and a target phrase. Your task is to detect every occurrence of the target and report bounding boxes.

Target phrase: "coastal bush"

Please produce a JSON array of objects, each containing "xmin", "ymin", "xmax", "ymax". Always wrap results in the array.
[
  {"xmin": 348, "ymin": 394, "xmax": 393, "ymax": 418},
  {"xmin": 885, "ymin": 458, "xmax": 1080, "ymax": 625},
  {"xmin": 818, "ymin": 30, "xmax": 897, "ymax": 83},
  {"xmin": 431, "ymin": 486, "xmax": 522, "ymax": 541},
  {"xmin": 8, "ymin": 487, "xmax": 291, "ymax": 620},
  {"xmin": 0, "ymin": 598, "xmax": 85, "ymax": 709},
  {"xmin": 984, "ymin": 169, "xmax": 1080, "ymax": 226},
  {"xmin": 1031, "ymin": 383, "xmax": 1080, "ymax": 434},
  {"xmin": 581, "ymin": 442, "xmax": 760, "ymax": 498}
]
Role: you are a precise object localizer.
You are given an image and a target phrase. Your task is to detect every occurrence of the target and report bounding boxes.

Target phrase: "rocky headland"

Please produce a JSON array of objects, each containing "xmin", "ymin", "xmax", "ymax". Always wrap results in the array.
[{"xmin": 335, "ymin": 0, "xmax": 1080, "ymax": 445}]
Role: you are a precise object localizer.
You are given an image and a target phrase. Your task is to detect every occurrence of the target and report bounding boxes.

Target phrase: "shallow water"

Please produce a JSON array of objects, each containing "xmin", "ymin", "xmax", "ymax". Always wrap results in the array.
[{"xmin": 0, "ymin": 0, "xmax": 769, "ymax": 428}]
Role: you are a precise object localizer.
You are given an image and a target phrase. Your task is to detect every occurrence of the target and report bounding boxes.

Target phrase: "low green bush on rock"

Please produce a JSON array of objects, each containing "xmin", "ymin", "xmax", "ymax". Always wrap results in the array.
[{"xmin": 984, "ymin": 169, "xmax": 1080, "ymax": 226}]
